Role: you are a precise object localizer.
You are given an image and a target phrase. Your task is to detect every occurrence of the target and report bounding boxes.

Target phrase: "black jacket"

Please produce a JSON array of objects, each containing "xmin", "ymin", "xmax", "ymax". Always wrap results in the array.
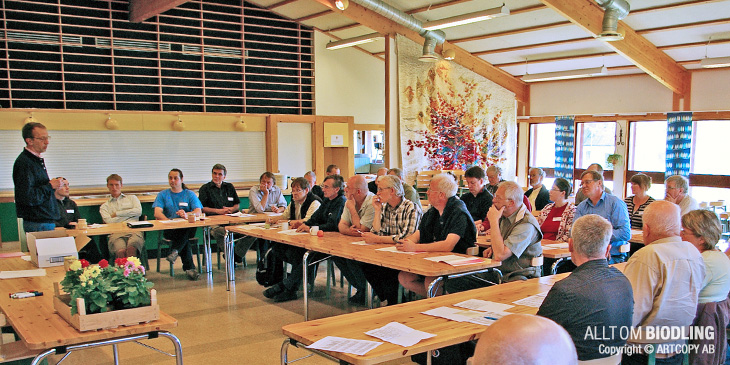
[{"xmin": 13, "ymin": 149, "xmax": 59, "ymax": 223}]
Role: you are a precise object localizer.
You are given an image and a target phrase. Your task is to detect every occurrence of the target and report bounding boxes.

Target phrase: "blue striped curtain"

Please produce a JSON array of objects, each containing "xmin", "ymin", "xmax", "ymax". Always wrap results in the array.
[
  {"xmin": 555, "ymin": 116, "xmax": 575, "ymax": 181},
  {"xmin": 666, "ymin": 112, "xmax": 693, "ymax": 177}
]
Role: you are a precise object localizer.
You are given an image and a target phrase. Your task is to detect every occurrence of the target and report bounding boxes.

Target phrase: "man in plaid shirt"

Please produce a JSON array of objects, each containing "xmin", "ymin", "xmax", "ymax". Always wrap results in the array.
[{"xmin": 360, "ymin": 175, "xmax": 422, "ymax": 304}]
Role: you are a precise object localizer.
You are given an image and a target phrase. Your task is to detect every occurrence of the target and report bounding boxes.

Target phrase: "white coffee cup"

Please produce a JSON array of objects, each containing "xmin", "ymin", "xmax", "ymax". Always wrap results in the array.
[
  {"xmin": 310, "ymin": 226, "xmax": 319, "ymax": 236},
  {"xmin": 281, "ymin": 222, "xmax": 289, "ymax": 231}
]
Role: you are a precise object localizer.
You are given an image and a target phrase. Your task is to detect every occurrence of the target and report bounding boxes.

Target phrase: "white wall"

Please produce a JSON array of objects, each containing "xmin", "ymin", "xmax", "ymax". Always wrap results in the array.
[
  {"xmin": 314, "ymin": 32, "xmax": 386, "ymax": 125},
  {"xmin": 691, "ymin": 69, "xmax": 730, "ymax": 111},
  {"xmin": 530, "ymin": 69, "xmax": 730, "ymax": 115},
  {"xmin": 529, "ymin": 74, "xmax": 673, "ymax": 115}
]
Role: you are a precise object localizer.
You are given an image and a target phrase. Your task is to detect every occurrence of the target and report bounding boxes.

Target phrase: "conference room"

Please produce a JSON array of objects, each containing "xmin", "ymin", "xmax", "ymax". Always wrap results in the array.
[{"xmin": 0, "ymin": 0, "xmax": 729, "ymax": 364}]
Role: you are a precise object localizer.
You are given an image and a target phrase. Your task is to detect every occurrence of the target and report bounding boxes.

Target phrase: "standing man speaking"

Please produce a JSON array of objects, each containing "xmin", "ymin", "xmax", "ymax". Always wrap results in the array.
[{"xmin": 13, "ymin": 122, "xmax": 65, "ymax": 233}]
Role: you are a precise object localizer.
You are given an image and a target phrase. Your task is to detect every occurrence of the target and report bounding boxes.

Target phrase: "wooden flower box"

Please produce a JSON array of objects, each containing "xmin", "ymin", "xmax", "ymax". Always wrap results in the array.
[{"xmin": 52, "ymin": 283, "xmax": 160, "ymax": 332}]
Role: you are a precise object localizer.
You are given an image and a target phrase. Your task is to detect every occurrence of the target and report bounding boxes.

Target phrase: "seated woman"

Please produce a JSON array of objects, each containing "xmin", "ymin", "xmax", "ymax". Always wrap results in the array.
[
  {"xmin": 536, "ymin": 178, "xmax": 575, "ymax": 242},
  {"xmin": 624, "ymin": 173, "xmax": 655, "ymax": 229},
  {"xmin": 360, "ymin": 175, "xmax": 422, "ymax": 304},
  {"xmin": 680, "ymin": 209, "xmax": 730, "ymax": 365},
  {"xmin": 153, "ymin": 168, "xmax": 203, "ymax": 281}
]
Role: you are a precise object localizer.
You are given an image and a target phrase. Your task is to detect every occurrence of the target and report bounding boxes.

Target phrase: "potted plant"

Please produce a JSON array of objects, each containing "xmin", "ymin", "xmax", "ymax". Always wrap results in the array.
[{"xmin": 606, "ymin": 154, "xmax": 623, "ymax": 166}]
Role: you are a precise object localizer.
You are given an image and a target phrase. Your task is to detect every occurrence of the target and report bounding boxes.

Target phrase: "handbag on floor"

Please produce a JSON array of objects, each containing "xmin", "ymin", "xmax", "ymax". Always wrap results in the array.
[{"xmin": 256, "ymin": 247, "xmax": 283, "ymax": 287}]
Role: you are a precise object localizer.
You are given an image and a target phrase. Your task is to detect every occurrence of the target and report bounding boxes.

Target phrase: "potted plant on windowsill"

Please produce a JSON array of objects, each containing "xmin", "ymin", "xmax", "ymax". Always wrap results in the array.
[
  {"xmin": 606, "ymin": 154, "xmax": 623, "ymax": 167},
  {"xmin": 53, "ymin": 257, "xmax": 159, "ymax": 332}
]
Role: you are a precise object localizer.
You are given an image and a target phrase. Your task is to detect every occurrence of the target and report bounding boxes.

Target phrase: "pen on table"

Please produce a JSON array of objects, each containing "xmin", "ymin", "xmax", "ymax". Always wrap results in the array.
[
  {"xmin": 10, "ymin": 291, "xmax": 43, "ymax": 299},
  {"xmin": 484, "ymin": 316, "xmax": 498, "ymax": 320}
]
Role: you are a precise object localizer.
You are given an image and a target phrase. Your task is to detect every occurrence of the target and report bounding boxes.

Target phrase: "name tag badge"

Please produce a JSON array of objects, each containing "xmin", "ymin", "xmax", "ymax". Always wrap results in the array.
[
  {"xmin": 66, "ymin": 209, "xmax": 74, "ymax": 214},
  {"xmin": 179, "ymin": 202, "xmax": 189, "ymax": 207},
  {"xmin": 552, "ymin": 217, "xmax": 562, "ymax": 222},
  {"xmin": 638, "ymin": 211, "xmax": 644, "ymax": 215},
  {"xmin": 227, "ymin": 197, "xmax": 234, "ymax": 201}
]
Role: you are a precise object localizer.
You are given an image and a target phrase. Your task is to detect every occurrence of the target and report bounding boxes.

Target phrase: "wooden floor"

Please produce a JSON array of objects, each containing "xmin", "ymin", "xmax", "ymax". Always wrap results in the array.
[{"xmin": 1, "ymin": 241, "xmax": 415, "ymax": 365}]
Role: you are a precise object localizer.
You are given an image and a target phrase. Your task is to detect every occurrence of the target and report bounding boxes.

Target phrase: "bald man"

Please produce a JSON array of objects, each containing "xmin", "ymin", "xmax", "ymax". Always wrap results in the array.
[
  {"xmin": 470, "ymin": 314, "xmax": 578, "ymax": 365},
  {"xmin": 368, "ymin": 167, "xmax": 389, "ymax": 194},
  {"xmin": 623, "ymin": 200, "xmax": 705, "ymax": 365}
]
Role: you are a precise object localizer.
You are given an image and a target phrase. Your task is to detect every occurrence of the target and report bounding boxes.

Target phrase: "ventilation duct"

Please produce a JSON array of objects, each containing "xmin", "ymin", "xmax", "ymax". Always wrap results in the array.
[
  {"xmin": 349, "ymin": 0, "xmax": 445, "ymax": 61},
  {"xmin": 595, "ymin": 0, "xmax": 630, "ymax": 41}
]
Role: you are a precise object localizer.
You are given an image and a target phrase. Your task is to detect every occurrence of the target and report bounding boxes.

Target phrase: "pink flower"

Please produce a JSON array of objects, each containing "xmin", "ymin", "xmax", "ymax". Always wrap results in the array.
[{"xmin": 98, "ymin": 259, "xmax": 109, "ymax": 268}]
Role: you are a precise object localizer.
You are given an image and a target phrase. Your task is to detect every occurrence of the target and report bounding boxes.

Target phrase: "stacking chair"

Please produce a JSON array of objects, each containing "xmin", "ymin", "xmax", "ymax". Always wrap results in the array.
[{"xmin": 156, "ymin": 231, "xmax": 200, "ymax": 276}]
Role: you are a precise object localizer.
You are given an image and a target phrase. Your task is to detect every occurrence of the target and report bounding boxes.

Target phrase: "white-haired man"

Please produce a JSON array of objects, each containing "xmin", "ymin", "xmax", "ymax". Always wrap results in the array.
[
  {"xmin": 397, "ymin": 173, "xmax": 476, "ymax": 297},
  {"xmin": 537, "ymin": 214, "xmax": 634, "ymax": 361},
  {"xmin": 622, "ymin": 200, "xmax": 705, "ymax": 365},
  {"xmin": 664, "ymin": 174, "xmax": 698, "ymax": 215},
  {"xmin": 526, "ymin": 167, "xmax": 551, "ymax": 210}
]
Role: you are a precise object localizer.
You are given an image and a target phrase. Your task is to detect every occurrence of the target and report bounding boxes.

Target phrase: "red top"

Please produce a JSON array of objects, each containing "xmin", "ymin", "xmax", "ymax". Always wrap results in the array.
[{"xmin": 540, "ymin": 203, "xmax": 568, "ymax": 240}]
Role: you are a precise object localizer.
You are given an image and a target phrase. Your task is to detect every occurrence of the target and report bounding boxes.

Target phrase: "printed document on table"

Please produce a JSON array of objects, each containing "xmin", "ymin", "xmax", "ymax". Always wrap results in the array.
[
  {"xmin": 365, "ymin": 322, "xmax": 435, "ymax": 347},
  {"xmin": 159, "ymin": 219, "xmax": 186, "ymax": 223},
  {"xmin": 87, "ymin": 223, "xmax": 107, "ymax": 229},
  {"xmin": 350, "ymin": 241, "xmax": 369, "ymax": 245},
  {"xmin": 226, "ymin": 212, "xmax": 255, "ymax": 217},
  {"xmin": 543, "ymin": 242, "xmax": 569, "ymax": 249},
  {"xmin": 264, "ymin": 212, "xmax": 283, "ymax": 216},
  {"xmin": 424, "ymin": 255, "xmax": 485, "ymax": 266},
  {"xmin": 512, "ymin": 292, "xmax": 549, "ymax": 307},
  {"xmin": 453, "ymin": 299, "xmax": 514, "ymax": 313},
  {"xmin": 278, "ymin": 229, "xmax": 308, "ymax": 235},
  {"xmin": 422, "ymin": 307, "xmax": 506, "ymax": 326},
  {"xmin": 307, "ymin": 336, "xmax": 383, "ymax": 356},
  {"xmin": 375, "ymin": 246, "xmax": 424, "ymax": 255},
  {"xmin": 0, "ymin": 269, "xmax": 46, "ymax": 279}
]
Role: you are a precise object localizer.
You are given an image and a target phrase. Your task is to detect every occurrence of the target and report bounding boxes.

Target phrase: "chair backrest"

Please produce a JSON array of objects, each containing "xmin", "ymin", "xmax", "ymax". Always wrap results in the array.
[
  {"xmin": 17, "ymin": 218, "xmax": 27, "ymax": 252},
  {"xmin": 416, "ymin": 170, "xmax": 442, "ymax": 190}
]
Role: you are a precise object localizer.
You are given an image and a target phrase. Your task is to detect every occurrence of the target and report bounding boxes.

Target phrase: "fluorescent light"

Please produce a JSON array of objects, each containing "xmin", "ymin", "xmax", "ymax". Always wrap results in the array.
[
  {"xmin": 422, "ymin": 6, "xmax": 509, "ymax": 31},
  {"xmin": 522, "ymin": 66, "xmax": 607, "ymax": 82},
  {"xmin": 325, "ymin": 33, "xmax": 381, "ymax": 50},
  {"xmin": 700, "ymin": 56, "xmax": 730, "ymax": 68}
]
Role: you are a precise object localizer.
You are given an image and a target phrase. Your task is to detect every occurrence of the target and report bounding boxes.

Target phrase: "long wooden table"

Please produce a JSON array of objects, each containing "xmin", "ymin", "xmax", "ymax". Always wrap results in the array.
[
  {"xmin": 65, "ymin": 213, "xmax": 271, "ymax": 274},
  {"xmin": 0, "ymin": 257, "xmax": 181, "ymax": 364},
  {"xmin": 226, "ymin": 225, "xmax": 501, "ymax": 320},
  {"xmin": 281, "ymin": 262, "xmax": 628, "ymax": 365}
]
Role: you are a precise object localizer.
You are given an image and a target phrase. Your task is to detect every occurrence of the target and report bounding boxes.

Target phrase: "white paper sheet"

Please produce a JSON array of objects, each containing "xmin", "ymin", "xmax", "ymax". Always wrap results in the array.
[
  {"xmin": 226, "ymin": 212, "xmax": 255, "ymax": 217},
  {"xmin": 423, "ymin": 255, "xmax": 485, "ymax": 266},
  {"xmin": 453, "ymin": 299, "xmax": 514, "ymax": 313},
  {"xmin": 512, "ymin": 292, "xmax": 549, "ymax": 307},
  {"xmin": 375, "ymin": 246, "xmax": 424, "ymax": 255},
  {"xmin": 306, "ymin": 336, "xmax": 383, "ymax": 356},
  {"xmin": 264, "ymin": 212, "xmax": 283, "ymax": 216},
  {"xmin": 277, "ymin": 229, "xmax": 308, "ymax": 235},
  {"xmin": 159, "ymin": 219, "xmax": 186, "ymax": 223},
  {"xmin": 0, "ymin": 269, "xmax": 46, "ymax": 279},
  {"xmin": 543, "ymin": 242, "xmax": 569, "ymax": 249},
  {"xmin": 421, "ymin": 306, "xmax": 505, "ymax": 326},
  {"xmin": 364, "ymin": 322, "xmax": 435, "ymax": 347},
  {"xmin": 87, "ymin": 223, "xmax": 107, "ymax": 229},
  {"xmin": 21, "ymin": 255, "xmax": 31, "ymax": 261},
  {"xmin": 350, "ymin": 241, "xmax": 369, "ymax": 245}
]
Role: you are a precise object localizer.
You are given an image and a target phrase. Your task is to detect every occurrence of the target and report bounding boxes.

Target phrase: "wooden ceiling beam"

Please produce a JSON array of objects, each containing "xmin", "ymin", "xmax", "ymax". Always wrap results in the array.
[
  {"xmin": 310, "ymin": 0, "xmax": 528, "ymax": 101},
  {"xmin": 267, "ymin": 0, "xmax": 301, "ymax": 10},
  {"xmin": 540, "ymin": 0, "xmax": 689, "ymax": 95},
  {"xmin": 129, "ymin": 0, "xmax": 190, "ymax": 23}
]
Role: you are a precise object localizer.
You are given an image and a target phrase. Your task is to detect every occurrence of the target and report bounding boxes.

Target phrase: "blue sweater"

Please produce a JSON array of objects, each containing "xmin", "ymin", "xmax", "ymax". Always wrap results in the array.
[{"xmin": 13, "ymin": 149, "xmax": 59, "ymax": 223}]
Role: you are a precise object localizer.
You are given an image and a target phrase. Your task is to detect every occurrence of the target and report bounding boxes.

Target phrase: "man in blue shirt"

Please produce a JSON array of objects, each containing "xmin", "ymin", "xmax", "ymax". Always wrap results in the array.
[{"xmin": 574, "ymin": 170, "xmax": 631, "ymax": 263}]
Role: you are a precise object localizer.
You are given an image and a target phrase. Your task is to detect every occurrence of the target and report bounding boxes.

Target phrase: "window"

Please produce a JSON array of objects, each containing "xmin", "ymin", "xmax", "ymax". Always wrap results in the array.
[
  {"xmin": 690, "ymin": 120, "xmax": 730, "ymax": 203},
  {"xmin": 576, "ymin": 122, "xmax": 616, "ymax": 191},
  {"xmin": 626, "ymin": 121, "xmax": 667, "ymax": 198},
  {"xmin": 529, "ymin": 123, "xmax": 556, "ymax": 189}
]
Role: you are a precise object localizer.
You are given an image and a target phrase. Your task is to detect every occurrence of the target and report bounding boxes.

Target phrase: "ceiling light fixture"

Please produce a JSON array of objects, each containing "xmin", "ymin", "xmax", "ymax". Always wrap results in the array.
[
  {"xmin": 522, "ymin": 66, "xmax": 608, "ymax": 82},
  {"xmin": 442, "ymin": 49, "xmax": 456, "ymax": 60},
  {"xmin": 595, "ymin": 0, "xmax": 629, "ymax": 41},
  {"xmin": 422, "ymin": 5, "xmax": 509, "ymax": 31},
  {"xmin": 700, "ymin": 56, "xmax": 730, "ymax": 68},
  {"xmin": 325, "ymin": 33, "xmax": 381, "ymax": 50},
  {"xmin": 334, "ymin": 0, "xmax": 348, "ymax": 11}
]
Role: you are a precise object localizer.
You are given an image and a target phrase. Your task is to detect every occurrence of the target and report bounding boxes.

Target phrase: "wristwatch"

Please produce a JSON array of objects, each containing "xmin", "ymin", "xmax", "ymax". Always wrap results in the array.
[{"xmin": 392, "ymin": 235, "xmax": 398, "ymax": 243}]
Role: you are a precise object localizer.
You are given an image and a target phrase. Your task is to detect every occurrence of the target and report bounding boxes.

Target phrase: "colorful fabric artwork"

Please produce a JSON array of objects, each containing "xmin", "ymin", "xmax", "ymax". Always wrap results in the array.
[
  {"xmin": 555, "ymin": 116, "xmax": 575, "ymax": 182},
  {"xmin": 666, "ymin": 112, "xmax": 693, "ymax": 177},
  {"xmin": 397, "ymin": 35, "xmax": 516, "ymax": 183}
]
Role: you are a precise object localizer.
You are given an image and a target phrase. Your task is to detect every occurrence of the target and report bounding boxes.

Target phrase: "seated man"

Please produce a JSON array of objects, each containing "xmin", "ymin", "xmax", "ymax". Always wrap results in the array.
[
  {"xmin": 622, "ymin": 200, "xmax": 705, "ymax": 365},
  {"xmin": 304, "ymin": 171, "xmax": 324, "ymax": 201},
  {"xmin": 525, "ymin": 167, "xmax": 551, "ymax": 211},
  {"xmin": 282, "ymin": 177, "xmax": 321, "ymax": 226},
  {"xmin": 264, "ymin": 175, "xmax": 346, "ymax": 302},
  {"xmin": 574, "ymin": 163, "xmax": 612, "ymax": 206},
  {"xmin": 537, "ymin": 214, "xmax": 634, "ymax": 361},
  {"xmin": 368, "ymin": 167, "xmax": 389, "ymax": 194},
  {"xmin": 99, "ymin": 174, "xmax": 144, "ymax": 260},
  {"xmin": 469, "ymin": 314, "xmax": 578, "ymax": 365},
  {"xmin": 485, "ymin": 165, "xmax": 505, "ymax": 196},
  {"xmin": 460, "ymin": 165, "xmax": 493, "ymax": 227},
  {"xmin": 664, "ymin": 174, "xmax": 698, "ymax": 215},
  {"xmin": 248, "ymin": 172, "xmax": 286, "ymax": 214},
  {"xmin": 361, "ymin": 175, "xmax": 422, "ymax": 304},
  {"xmin": 575, "ymin": 170, "xmax": 631, "ymax": 263},
  {"xmin": 398, "ymin": 173, "xmax": 476, "ymax": 297},
  {"xmin": 54, "ymin": 177, "xmax": 102, "ymax": 263},
  {"xmin": 198, "ymin": 164, "xmax": 240, "ymax": 260},
  {"xmin": 326, "ymin": 164, "xmax": 340, "ymax": 177},
  {"xmin": 336, "ymin": 175, "xmax": 374, "ymax": 304},
  {"xmin": 388, "ymin": 167, "xmax": 422, "ymax": 212}
]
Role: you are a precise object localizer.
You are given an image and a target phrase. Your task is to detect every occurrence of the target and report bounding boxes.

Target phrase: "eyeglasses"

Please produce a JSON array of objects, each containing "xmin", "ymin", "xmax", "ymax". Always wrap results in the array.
[{"xmin": 580, "ymin": 180, "xmax": 596, "ymax": 187}]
